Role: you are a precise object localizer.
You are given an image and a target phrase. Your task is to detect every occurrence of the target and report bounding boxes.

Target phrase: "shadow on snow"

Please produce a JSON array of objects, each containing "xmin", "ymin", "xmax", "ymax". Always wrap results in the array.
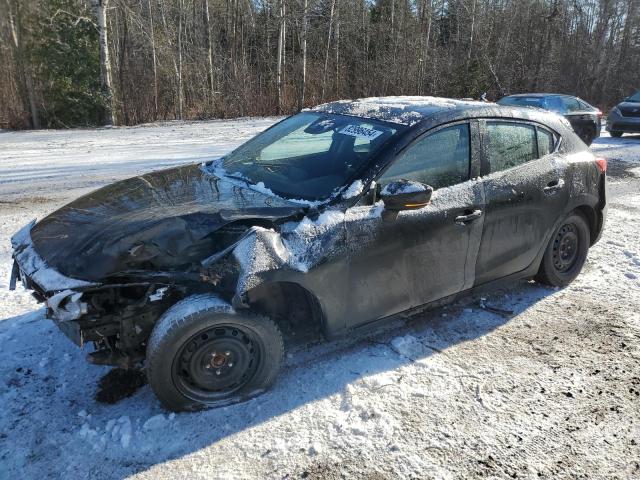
[{"xmin": 0, "ymin": 280, "xmax": 556, "ymax": 478}]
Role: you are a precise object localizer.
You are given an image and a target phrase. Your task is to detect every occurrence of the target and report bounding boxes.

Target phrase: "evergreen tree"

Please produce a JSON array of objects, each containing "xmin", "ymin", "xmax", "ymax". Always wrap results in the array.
[{"xmin": 31, "ymin": 0, "xmax": 106, "ymax": 127}]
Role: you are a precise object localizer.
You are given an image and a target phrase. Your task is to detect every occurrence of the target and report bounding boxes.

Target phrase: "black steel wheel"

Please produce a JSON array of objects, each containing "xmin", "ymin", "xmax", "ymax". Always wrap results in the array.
[
  {"xmin": 146, "ymin": 295, "xmax": 284, "ymax": 412},
  {"xmin": 173, "ymin": 324, "xmax": 261, "ymax": 403},
  {"xmin": 551, "ymin": 223, "xmax": 580, "ymax": 273},
  {"xmin": 536, "ymin": 212, "xmax": 590, "ymax": 287}
]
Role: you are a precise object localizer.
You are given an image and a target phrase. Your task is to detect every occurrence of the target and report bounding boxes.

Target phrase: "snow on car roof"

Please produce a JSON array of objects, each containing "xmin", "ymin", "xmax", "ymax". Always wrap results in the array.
[
  {"xmin": 311, "ymin": 96, "xmax": 488, "ymax": 126},
  {"xmin": 505, "ymin": 93, "xmax": 572, "ymax": 98}
]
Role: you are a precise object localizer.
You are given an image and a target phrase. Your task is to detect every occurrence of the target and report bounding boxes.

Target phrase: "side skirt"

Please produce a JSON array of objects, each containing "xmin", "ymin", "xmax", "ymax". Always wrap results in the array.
[{"xmin": 348, "ymin": 258, "xmax": 541, "ymax": 337}]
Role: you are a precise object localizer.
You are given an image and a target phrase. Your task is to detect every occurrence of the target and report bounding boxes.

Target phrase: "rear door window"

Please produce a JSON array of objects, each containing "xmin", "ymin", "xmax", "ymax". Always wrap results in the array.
[
  {"xmin": 537, "ymin": 127, "xmax": 555, "ymax": 156},
  {"xmin": 562, "ymin": 97, "xmax": 582, "ymax": 113},
  {"xmin": 485, "ymin": 122, "xmax": 537, "ymax": 172},
  {"xmin": 544, "ymin": 96, "xmax": 566, "ymax": 114},
  {"xmin": 380, "ymin": 124, "xmax": 470, "ymax": 190},
  {"xmin": 577, "ymin": 100, "xmax": 592, "ymax": 110}
]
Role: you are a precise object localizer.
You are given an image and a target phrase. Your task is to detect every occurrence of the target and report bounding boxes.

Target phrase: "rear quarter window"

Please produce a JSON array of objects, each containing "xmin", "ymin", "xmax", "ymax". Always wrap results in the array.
[{"xmin": 537, "ymin": 127, "xmax": 555, "ymax": 156}]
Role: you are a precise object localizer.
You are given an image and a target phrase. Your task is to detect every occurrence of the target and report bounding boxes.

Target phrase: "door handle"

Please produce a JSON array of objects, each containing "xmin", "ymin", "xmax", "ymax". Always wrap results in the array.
[
  {"xmin": 455, "ymin": 209, "xmax": 483, "ymax": 225},
  {"xmin": 543, "ymin": 179, "xmax": 564, "ymax": 195}
]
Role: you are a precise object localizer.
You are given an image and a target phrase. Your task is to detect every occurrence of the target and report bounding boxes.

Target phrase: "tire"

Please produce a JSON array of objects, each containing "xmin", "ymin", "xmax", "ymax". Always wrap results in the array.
[
  {"xmin": 610, "ymin": 131, "xmax": 623, "ymax": 138},
  {"xmin": 146, "ymin": 295, "xmax": 284, "ymax": 412},
  {"xmin": 535, "ymin": 212, "xmax": 590, "ymax": 288}
]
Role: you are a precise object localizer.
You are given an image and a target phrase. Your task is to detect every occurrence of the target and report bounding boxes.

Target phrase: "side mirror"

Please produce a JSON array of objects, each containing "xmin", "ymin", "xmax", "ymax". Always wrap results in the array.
[{"xmin": 380, "ymin": 180, "xmax": 433, "ymax": 211}]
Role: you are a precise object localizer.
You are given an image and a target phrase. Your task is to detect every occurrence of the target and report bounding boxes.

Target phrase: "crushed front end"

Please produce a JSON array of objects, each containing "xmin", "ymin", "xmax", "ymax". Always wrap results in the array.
[{"xmin": 9, "ymin": 220, "xmax": 230, "ymax": 368}]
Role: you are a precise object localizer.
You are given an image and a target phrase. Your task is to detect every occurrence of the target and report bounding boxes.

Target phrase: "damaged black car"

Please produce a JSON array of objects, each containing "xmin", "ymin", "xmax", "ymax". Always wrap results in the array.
[{"xmin": 9, "ymin": 97, "xmax": 607, "ymax": 411}]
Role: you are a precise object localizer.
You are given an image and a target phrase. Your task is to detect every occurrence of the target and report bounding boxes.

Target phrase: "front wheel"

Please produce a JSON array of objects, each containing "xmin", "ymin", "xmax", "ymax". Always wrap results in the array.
[
  {"xmin": 610, "ymin": 130, "xmax": 623, "ymax": 138},
  {"xmin": 535, "ymin": 212, "xmax": 590, "ymax": 287},
  {"xmin": 146, "ymin": 295, "xmax": 284, "ymax": 412}
]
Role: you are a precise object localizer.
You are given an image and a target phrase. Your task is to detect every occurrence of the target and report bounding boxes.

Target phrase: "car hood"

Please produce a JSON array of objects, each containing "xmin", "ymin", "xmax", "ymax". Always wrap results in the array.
[
  {"xmin": 27, "ymin": 163, "xmax": 306, "ymax": 282},
  {"xmin": 617, "ymin": 101, "xmax": 640, "ymax": 109}
]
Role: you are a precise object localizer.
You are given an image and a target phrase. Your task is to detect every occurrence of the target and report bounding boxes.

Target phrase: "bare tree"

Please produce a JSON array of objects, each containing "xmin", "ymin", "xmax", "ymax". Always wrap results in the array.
[
  {"xmin": 276, "ymin": 0, "xmax": 286, "ymax": 113},
  {"xmin": 6, "ymin": 0, "xmax": 39, "ymax": 128},
  {"xmin": 298, "ymin": 0, "xmax": 309, "ymax": 110},
  {"xmin": 1, "ymin": 0, "xmax": 639, "ymax": 128},
  {"xmin": 91, "ymin": 0, "xmax": 115, "ymax": 125},
  {"xmin": 147, "ymin": 0, "xmax": 159, "ymax": 115}
]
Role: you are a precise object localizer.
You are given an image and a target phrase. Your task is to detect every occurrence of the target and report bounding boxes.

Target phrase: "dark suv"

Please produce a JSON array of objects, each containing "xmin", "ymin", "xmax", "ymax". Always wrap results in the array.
[
  {"xmin": 607, "ymin": 91, "xmax": 640, "ymax": 137},
  {"xmin": 10, "ymin": 97, "xmax": 607, "ymax": 411},
  {"xmin": 497, "ymin": 93, "xmax": 602, "ymax": 145}
]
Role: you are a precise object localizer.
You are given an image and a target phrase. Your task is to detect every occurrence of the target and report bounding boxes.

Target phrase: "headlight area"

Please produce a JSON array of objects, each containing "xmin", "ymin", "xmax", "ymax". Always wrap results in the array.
[{"xmin": 50, "ymin": 283, "xmax": 183, "ymax": 369}]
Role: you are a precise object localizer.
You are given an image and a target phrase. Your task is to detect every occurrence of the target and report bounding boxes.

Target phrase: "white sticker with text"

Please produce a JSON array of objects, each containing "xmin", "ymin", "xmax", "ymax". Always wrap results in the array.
[{"xmin": 338, "ymin": 124, "xmax": 383, "ymax": 140}]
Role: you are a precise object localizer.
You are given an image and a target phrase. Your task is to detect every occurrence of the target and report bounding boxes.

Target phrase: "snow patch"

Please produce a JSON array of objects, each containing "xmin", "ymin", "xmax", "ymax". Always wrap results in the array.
[
  {"xmin": 342, "ymin": 179, "xmax": 365, "ymax": 199},
  {"xmin": 143, "ymin": 414, "xmax": 168, "ymax": 431},
  {"xmin": 381, "ymin": 180, "xmax": 428, "ymax": 196},
  {"xmin": 390, "ymin": 335, "xmax": 429, "ymax": 360}
]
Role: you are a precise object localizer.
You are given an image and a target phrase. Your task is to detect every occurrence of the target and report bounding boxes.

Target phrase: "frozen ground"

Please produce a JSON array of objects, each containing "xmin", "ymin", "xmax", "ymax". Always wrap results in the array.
[{"xmin": 0, "ymin": 121, "xmax": 639, "ymax": 479}]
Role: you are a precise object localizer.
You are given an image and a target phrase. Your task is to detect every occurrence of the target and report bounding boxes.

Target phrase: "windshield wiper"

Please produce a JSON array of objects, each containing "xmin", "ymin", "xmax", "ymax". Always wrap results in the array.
[{"xmin": 217, "ymin": 172, "xmax": 255, "ymax": 187}]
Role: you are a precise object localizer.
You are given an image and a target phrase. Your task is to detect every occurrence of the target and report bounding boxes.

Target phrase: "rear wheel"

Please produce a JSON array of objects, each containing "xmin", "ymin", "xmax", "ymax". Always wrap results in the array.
[
  {"xmin": 535, "ymin": 212, "xmax": 590, "ymax": 287},
  {"xmin": 146, "ymin": 296, "xmax": 284, "ymax": 411},
  {"xmin": 610, "ymin": 130, "xmax": 623, "ymax": 138}
]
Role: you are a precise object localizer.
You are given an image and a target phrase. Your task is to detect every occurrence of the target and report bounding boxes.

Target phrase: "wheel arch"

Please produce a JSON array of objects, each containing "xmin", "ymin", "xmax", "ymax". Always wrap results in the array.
[
  {"xmin": 572, "ymin": 204, "xmax": 601, "ymax": 246},
  {"xmin": 244, "ymin": 281, "xmax": 327, "ymax": 340}
]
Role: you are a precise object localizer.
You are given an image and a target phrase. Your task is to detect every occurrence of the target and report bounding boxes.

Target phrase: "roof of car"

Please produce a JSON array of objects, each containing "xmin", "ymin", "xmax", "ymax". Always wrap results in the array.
[
  {"xmin": 504, "ymin": 93, "xmax": 573, "ymax": 98},
  {"xmin": 311, "ymin": 96, "xmax": 490, "ymax": 126}
]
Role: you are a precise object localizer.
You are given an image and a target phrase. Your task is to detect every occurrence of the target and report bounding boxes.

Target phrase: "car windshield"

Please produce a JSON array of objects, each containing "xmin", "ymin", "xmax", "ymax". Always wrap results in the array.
[
  {"xmin": 221, "ymin": 112, "xmax": 399, "ymax": 201},
  {"xmin": 628, "ymin": 91, "xmax": 640, "ymax": 102},
  {"xmin": 498, "ymin": 96, "xmax": 546, "ymax": 108}
]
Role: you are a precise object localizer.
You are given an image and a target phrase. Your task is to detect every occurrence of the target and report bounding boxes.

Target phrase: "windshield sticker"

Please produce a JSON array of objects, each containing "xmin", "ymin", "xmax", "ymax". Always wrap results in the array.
[{"xmin": 338, "ymin": 124, "xmax": 383, "ymax": 140}]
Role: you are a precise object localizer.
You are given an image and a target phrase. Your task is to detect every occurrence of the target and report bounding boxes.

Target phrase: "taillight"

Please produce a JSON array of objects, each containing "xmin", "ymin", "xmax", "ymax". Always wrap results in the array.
[
  {"xmin": 595, "ymin": 110, "xmax": 603, "ymax": 119},
  {"xmin": 595, "ymin": 157, "xmax": 607, "ymax": 173}
]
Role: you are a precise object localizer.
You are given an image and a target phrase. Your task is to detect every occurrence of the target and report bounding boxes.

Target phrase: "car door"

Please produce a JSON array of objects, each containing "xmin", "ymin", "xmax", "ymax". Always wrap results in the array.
[
  {"xmin": 560, "ymin": 96, "xmax": 596, "ymax": 140},
  {"xmin": 342, "ymin": 121, "xmax": 485, "ymax": 328},
  {"xmin": 474, "ymin": 120, "xmax": 568, "ymax": 285}
]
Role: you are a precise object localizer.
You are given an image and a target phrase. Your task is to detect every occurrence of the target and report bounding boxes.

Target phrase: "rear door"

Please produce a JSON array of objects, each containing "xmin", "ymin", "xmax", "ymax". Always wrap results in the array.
[
  {"xmin": 474, "ymin": 120, "xmax": 568, "ymax": 285},
  {"xmin": 343, "ymin": 121, "xmax": 485, "ymax": 327},
  {"xmin": 560, "ymin": 96, "xmax": 597, "ymax": 140}
]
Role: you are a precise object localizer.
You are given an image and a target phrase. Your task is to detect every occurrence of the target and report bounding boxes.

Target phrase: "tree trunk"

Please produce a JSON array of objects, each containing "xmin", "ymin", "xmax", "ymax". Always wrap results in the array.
[
  {"xmin": 177, "ymin": 0, "xmax": 184, "ymax": 119},
  {"xmin": 7, "ymin": 0, "xmax": 40, "ymax": 129},
  {"xmin": 298, "ymin": 0, "xmax": 308, "ymax": 110},
  {"xmin": 321, "ymin": 0, "xmax": 335, "ymax": 102},
  {"xmin": 147, "ymin": 0, "xmax": 159, "ymax": 116},
  {"xmin": 467, "ymin": 0, "xmax": 476, "ymax": 66},
  {"xmin": 276, "ymin": 0, "xmax": 285, "ymax": 113},
  {"xmin": 334, "ymin": 0, "xmax": 340, "ymax": 96},
  {"xmin": 204, "ymin": 0, "xmax": 216, "ymax": 106},
  {"xmin": 91, "ymin": 0, "xmax": 116, "ymax": 125}
]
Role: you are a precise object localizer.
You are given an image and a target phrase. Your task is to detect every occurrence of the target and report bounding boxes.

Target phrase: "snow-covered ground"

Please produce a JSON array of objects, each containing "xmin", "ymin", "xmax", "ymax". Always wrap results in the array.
[{"xmin": 1, "ymin": 122, "xmax": 639, "ymax": 479}]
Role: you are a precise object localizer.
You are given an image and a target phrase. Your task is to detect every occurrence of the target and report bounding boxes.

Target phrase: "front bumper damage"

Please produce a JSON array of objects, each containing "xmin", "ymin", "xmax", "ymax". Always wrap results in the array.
[
  {"xmin": 10, "ymin": 221, "xmax": 98, "ymax": 345},
  {"xmin": 10, "ymin": 220, "xmax": 99, "ymax": 295},
  {"xmin": 10, "ymin": 221, "xmax": 178, "ymax": 359}
]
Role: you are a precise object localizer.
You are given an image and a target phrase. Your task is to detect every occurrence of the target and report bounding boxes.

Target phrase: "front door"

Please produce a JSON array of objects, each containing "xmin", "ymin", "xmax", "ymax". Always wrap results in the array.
[{"xmin": 342, "ymin": 122, "xmax": 485, "ymax": 328}]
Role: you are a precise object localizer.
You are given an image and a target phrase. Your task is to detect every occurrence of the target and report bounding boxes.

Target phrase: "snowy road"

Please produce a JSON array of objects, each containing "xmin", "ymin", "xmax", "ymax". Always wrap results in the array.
[{"xmin": 0, "ymin": 122, "xmax": 639, "ymax": 479}]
